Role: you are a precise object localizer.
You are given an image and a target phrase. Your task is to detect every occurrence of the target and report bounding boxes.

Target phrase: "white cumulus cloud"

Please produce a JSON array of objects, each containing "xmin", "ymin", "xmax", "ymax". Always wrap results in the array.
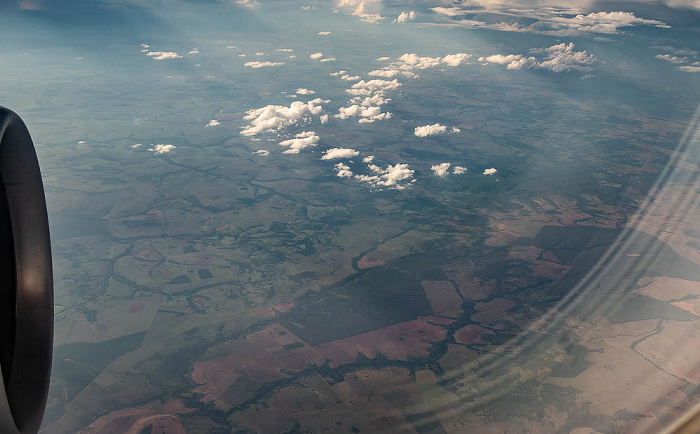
[
  {"xmin": 399, "ymin": 53, "xmax": 471, "ymax": 69},
  {"xmin": 336, "ymin": 105, "xmax": 391, "ymax": 123},
  {"xmin": 415, "ymin": 123, "xmax": 447, "ymax": 137},
  {"xmin": 414, "ymin": 123, "xmax": 460, "ymax": 137},
  {"xmin": 656, "ymin": 53, "xmax": 688, "ymax": 64},
  {"xmin": 245, "ymin": 61, "xmax": 285, "ymax": 68},
  {"xmin": 355, "ymin": 163, "xmax": 415, "ymax": 190},
  {"xmin": 205, "ymin": 119, "xmax": 220, "ymax": 127},
  {"xmin": 322, "ymin": 148, "xmax": 360, "ymax": 160},
  {"xmin": 483, "ymin": 167, "xmax": 497, "ymax": 175},
  {"xmin": 149, "ymin": 144, "xmax": 176, "ymax": 154},
  {"xmin": 279, "ymin": 131, "xmax": 320, "ymax": 154},
  {"xmin": 346, "ymin": 79, "xmax": 402, "ymax": 96},
  {"xmin": 479, "ymin": 43, "xmax": 595, "ymax": 72},
  {"xmin": 367, "ymin": 68, "xmax": 417, "ymax": 78},
  {"xmin": 147, "ymin": 51, "xmax": 182, "ymax": 60},
  {"xmin": 241, "ymin": 98, "xmax": 328, "ymax": 136},
  {"xmin": 453, "ymin": 166, "xmax": 467, "ymax": 174},
  {"xmin": 335, "ymin": 163, "xmax": 354, "ymax": 178},
  {"xmin": 253, "ymin": 150, "xmax": 270, "ymax": 156},
  {"xmin": 296, "ymin": 88, "xmax": 316, "ymax": 95},
  {"xmin": 395, "ymin": 11, "xmax": 416, "ymax": 23},
  {"xmin": 432, "ymin": 162, "xmax": 451, "ymax": 177}
]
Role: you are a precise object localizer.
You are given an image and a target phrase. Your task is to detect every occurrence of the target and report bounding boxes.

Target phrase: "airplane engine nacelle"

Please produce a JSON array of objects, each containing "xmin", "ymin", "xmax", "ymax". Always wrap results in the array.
[{"xmin": 0, "ymin": 107, "xmax": 53, "ymax": 434}]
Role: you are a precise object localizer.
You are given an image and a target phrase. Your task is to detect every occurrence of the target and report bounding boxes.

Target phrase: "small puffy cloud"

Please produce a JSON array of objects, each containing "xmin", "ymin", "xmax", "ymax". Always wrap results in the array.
[
  {"xmin": 653, "ymin": 45, "xmax": 700, "ymax": 71},
  {"xmin": 244, "ymin": 61, "xmax": 284, "ymax": 68},
  {"xmin": 655, "ymin": 54, "xmax": 688, "ymax": 64},
  {"xmin": 395, "ymin": 11, "xmax": 416, "ymax": 23},
  {"xmin": 238, "ymin": 0, "xmax": 260, "ymax": 7},
  {"xmin": 336, "ymin": 105, "xmax": 378, "ymax": 119},
  {"xmin": 335, "ymin": 163, "xmax": 353, "ymax": 178},
  {"xmin": 330, "ymin": 70, "xmax": 348, "ymax": 76},
  {"xmin": 322, "ymin": 148, "xmax": 360, "ymax": 160},
  {"xmin": 241, "ymin": 98, "xmax": 327, "ymax": 136},
  {"xmin": 363, "ymin": 155, "xmax": 374, "ymax": 163},
  {"xmin": 255, "ymin": 52, "xmax": 265, "ymax": 56},
  {"xmin": 533, "ymin": 42, "xmax": 596, "ymax": 72},
  {"xmin": 652, "ymin": 46, "xmax": 699, "ymax": 57},
  {"xmin": 149, "ymin": 144, "xmax": 176, "ymax": 154},
  {"xmin": 479, "ymin": 54, "xmax": 538, "ymax": 70},
  {"xmin": 399, "ymin": 53, "xmax": 471, "ymax": 69},
  {"xmin": 318, "ymin": 31, "xmax": 332, "ymax": 35},
  {"xmin": 360, "ymin": 14, "xmax": 386, "ymax": 23},
  {"xmin": 238, "ymin": 54, "xmax": 246, "ymax": 57},
  {"xmin": 147, "ymin": 51, "xmax": 182, "ymax": 60},
  {"xmin": 453, "ymin": 166, "xmax": 467, "ymax": 174},
  {"xmin": 351, "ymin": 94, "xmax": 390, "ymax": 106},
  {"xmin": 432, "ymin": 162, "xmax": 451, "ymax": 177},
  {"xmin": 367, "ymin": 53, "xmax": 470, "ymax": 78},
  {"xmin": 355, "ymin": 163, "xmax": 415, "ymax": 189},
  {"xmin": 415, "ymin": 123, "xmax": 446, "ymax": 137},
  {"xmin": 480, "ymin": 43, "xmax": 595, "ymax": 72},
  {"xmin": 336, "ymin": 105, "xmax": 391, "ymax": 123},
  {"xmin": 377, "ymin": 57, "xmax": 390, "ymax": 61},
  {"xmin": 399, "ymin": 53, "xmax": 441, "ymax": 69},
  {"xmin": 188, "ymin": 49, "xmax": 199, "ymax": 55},
  {"xmin": 279, "ymin": 131, "xmax": 320, "ymax": 154},
  {"xmin": 483, "ymin": 167, "xmax": 497, "ymax": 175},
  {"xmin": 441, "ymin": 53, "xmax": 471, "ymax": 66},
  {"xmin": 253, "ymin": 150, "xmax": 270, "ymax": 156},
  {"xmin": 320, "ymin": 114, "xmax": 329, "ymax": 124},
  {"xmin": 337, "ymin": 79, "xmax": 401, "ymax": 124},
  {"xmin": 414, "ymin": 123, "xmax": 459, "ymax": 137},
  {"xmin": 358, "ymin": 112, "xmax": 392, "ymax": 123},
  {"xmin": 346, "ymin": 79, "xmax": 402, "ymax": 96},
  {"xmin": 205, "ymin": 119, "xmax": 220, "ymax": 127},
  {"xmin": 367, "ymin": 68, "xmax": 417, "ymax": 78},
  {"xmin": 131, "ymin": 143, "xmax": 142, "ymax": 149},
  {"xmin": 276, "ymin": 48, "xmax": 294, "ymax": 52},
  {"xmin": 336, "ymin": 0, "xmax": 386, "ymax": 22},
  {"xmin": 341, "ymin": 74, "xmax": 362, "ymax": 81},
  {"xmin": 310, "ymin": 52, "xmax": 336, "ymax": 62},
  {"xmin": 296, "ymin": 88, "xmax": 316, "ymax": 95}
]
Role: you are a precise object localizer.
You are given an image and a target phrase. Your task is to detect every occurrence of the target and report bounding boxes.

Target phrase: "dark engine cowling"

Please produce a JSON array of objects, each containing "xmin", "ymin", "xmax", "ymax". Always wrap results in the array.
[{"xmin": 0, "ymin": 107, "xmax": 53, "ymax": 434}]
